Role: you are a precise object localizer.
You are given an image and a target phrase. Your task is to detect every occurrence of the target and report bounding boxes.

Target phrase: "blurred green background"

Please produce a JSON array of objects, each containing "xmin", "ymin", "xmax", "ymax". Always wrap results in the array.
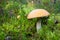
[{"xmin": 0, "ymin": 0, "xmax": 60, "ymax": 40}]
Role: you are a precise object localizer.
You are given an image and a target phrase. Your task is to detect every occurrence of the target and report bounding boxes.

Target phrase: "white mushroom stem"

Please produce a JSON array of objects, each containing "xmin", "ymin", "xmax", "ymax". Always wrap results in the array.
[{"xmin": 36, "ymin": 20, "xmax": 41, "ymax": 33}]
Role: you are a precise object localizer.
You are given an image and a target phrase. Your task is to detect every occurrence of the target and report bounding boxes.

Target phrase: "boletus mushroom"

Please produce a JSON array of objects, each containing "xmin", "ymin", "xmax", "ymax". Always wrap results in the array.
[{"xmin": 27, "ymin": 9, "xmax": 50, "ymax": 33}]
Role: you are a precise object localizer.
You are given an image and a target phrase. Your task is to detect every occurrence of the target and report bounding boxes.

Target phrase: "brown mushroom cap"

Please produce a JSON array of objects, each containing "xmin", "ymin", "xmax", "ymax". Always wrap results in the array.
[{"xmin": 27, "ymin": 9, "xmax": 50, "ymax": 19}]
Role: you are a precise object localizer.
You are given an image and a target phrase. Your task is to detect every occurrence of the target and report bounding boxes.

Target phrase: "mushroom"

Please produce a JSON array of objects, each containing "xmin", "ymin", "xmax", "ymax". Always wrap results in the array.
[{"xmin": 27, "ymin": 9, "xmax": 50, "ymax": 33}]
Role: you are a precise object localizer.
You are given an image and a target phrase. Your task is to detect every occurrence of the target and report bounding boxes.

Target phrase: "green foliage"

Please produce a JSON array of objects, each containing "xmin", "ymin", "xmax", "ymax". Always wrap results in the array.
[{"xmin": 42, "ymin": 0, "xmax": 50, "ymax": 3}]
